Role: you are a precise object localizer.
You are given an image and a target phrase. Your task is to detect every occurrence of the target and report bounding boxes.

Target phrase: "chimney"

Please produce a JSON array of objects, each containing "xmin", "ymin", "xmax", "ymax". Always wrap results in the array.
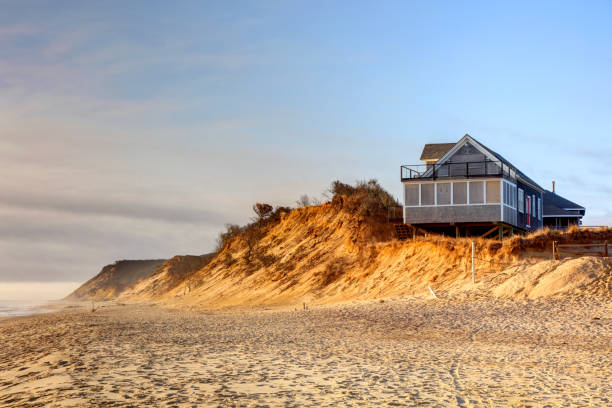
[{"xmin": 552, "ymin": 181, "xmax": 555, "ymax": 193}]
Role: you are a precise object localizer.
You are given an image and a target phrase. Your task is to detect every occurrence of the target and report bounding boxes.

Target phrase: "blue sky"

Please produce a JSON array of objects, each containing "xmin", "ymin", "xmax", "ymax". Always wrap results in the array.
[{"xmin": 1, "ymin": 1, "xmax": 612, "ymax": 284}]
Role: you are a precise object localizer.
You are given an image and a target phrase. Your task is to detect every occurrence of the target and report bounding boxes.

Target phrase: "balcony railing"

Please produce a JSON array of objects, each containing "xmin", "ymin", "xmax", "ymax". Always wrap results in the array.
[{"xmin": 401, "ymin": 160, "xmax": 515, "ymax": 181}]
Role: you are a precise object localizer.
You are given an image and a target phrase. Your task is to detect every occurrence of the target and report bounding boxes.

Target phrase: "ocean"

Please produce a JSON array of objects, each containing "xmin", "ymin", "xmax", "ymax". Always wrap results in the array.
[
  {"xmin": 0, "ymin": 281, "xmax": 81, "ymax": 317},
  {"xmin": 0, "ymin": 299, "xmax": 56, "ymax": 317}
]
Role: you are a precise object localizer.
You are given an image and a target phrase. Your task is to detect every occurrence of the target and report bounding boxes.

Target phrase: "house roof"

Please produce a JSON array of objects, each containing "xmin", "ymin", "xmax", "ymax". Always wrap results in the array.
[
  {"xmin": 433, "ymin": 134, "xmax": 545, "ymax": 191},
  {"xmin": 543, "ymin": 190, "xmax": 585, "ymax": 217},
  {"xmin": 478, "ymin": 140, "xmax": 544, "ymax": 192},
  {"xmin": 420, "ymin": 143, "xmax": 455, "ymax": 161}
]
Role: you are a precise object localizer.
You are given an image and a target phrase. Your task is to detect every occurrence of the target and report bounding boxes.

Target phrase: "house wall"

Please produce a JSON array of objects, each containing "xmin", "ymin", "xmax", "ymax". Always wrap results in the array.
[
  {"xmin": 516, "ymin": 180, "xmax": 542, "ymax": 231},
  {"xmin": 501, "ymin": 179, "xmax": 518, "ymax": 227},
  {"xmin": 403, "ymin": 178, "xmax": 503, "ymax": 225},
  {"xmin": 404, "ymin": 204, "xmax": 501, "ymax": 224}
]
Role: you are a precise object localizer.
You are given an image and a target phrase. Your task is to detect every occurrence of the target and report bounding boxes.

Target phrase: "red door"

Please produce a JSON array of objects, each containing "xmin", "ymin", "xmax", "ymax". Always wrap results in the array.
[{"xmin": 525, "ymin": 196, "xmax": 531, "ymax": 228}]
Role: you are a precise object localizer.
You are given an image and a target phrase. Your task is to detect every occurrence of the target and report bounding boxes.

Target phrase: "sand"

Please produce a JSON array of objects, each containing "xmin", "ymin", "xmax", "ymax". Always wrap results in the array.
[{"xmin": 1, "ymin": 294, "xmax": 611, "ymax": 407}]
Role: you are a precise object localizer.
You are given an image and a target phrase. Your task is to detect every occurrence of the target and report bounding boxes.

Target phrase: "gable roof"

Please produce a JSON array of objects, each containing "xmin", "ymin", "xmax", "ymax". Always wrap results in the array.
[
  {"xmin": 420, "ymin": 143, "xmax": 455, "ymax": 161},
  {"xmin": 543, "ymin": 190, "xmax": 585, "ymax": 217},
  {"xmin": 433, "ymin": 134, "xmax": 544, "ymax": 191}
]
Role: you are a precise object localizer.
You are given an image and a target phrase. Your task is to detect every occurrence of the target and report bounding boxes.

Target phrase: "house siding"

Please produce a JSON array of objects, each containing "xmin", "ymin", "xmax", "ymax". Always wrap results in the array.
[
  {"xmin": 516, "ymin": 180, "xmax": 542, "ymax": 231},
  {"xmin": 404, "ymin": 205, "xmax": 501, "ymax": 224}
]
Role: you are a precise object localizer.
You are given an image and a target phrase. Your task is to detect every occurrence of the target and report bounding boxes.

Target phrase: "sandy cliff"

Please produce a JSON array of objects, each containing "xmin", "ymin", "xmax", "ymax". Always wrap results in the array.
[
  {"xmin": 67, "ymin": 259, "xmax": 167, "ymax": 300},
  {"xmin": 69, "ymin": 195, "xmax": 612, "ymax": 307}
]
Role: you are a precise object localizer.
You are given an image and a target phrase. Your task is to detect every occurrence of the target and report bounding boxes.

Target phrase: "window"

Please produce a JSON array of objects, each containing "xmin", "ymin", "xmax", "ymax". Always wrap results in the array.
[
  {"xmin": 538, "ymin": 197, "xmax": 542, "ymax": 221},
  {"xmin": 518, "ymin": 189, "xmax": 524, "ymax": 213},
  {"xmin": 532, "ymin": 195, "xmax": 536, "ymax": 217},
  {"xmin": 405, "ymin": 184, "xmax": 419, "ymax": 206},
  {"xmin": 486, "ymin": 180, "xmax": 500, "ymax": 203},
  {"xmin": 437, "ymin": 183, "xmax": 451, "ymax": 205},
  {"xmin": 468, "ymin": 161, "xmax": 485, "ymax": 176},
  {"xmin": 453, "ymin": 182, "xmax": 467, "ymax": 204},
  {"xmin": 421, "ymin": 184, "xmax": 434, "ymax": 205},
  {"xmin": 469, "ymin": 181, "xmax": 484, "ymax": 204}
]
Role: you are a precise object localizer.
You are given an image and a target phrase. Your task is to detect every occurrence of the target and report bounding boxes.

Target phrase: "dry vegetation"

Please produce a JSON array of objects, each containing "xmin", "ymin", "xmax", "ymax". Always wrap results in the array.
[{"xmin": 68, "ymin": 180, "xmax": 612, "ymax": 308}]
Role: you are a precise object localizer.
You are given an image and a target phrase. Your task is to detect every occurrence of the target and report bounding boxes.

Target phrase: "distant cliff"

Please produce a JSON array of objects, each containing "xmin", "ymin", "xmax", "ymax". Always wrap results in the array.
[
  {"xmin": 67, "ymin": 254, "xmax": 217, "ymax": 301},
  {"xmin": 66, "ymin": 259, "xmax": 167, "ymax": 300}
]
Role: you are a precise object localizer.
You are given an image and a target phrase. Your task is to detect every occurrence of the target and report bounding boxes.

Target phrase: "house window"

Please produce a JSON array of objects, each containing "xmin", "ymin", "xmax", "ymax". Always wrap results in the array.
[
  {"xmin": 437, "ymin": 183, "xmax": 451, "ymax": 205},
  {"xmin": 469, "ymin": 181, "xmax": 484, "ymax": 204},
  {"xmin": 532, "ymin": 195, "xmax": 536, "ymax": 217},
  {"xmin": 486, "ymin": 180, "xmax": 500, "ymax": 203},
  {"xmin": 421, "ymin": 184, "xmax": 434, "ymax": 205},
  {"xmin": 468, "ymin": 161, "xmax": 485, "ymax": 176},
  {"xmin": 453, "ymin": 182, "xmax": 467, "ymax": 204},
  {"xmin": 405, "ymin": 184, "xmax": 419, "ymax": 206},
  {"xmin": 538, "ymin": 197, "xmax": 542, "ymax": 221},
  {"xmin": 518, "ymin": 189, "xmax": 524, "ymax": 213},
  {"xmin": 502, "ymin": 182, "xmax": 515, "ymax": 207}
]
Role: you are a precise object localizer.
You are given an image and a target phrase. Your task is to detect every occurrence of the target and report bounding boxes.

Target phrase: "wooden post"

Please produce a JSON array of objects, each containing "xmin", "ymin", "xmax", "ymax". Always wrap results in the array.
[
  {"xmin": 552, "ymin": 241, "xmax": 559, "ymax": 260},
  {"xmin": 471, "ymin": 241, "xmax": 475, "ymax": 284},
  {"xmin": 605, "ymin": 241, "xmax": 608, "ymax": 257}
]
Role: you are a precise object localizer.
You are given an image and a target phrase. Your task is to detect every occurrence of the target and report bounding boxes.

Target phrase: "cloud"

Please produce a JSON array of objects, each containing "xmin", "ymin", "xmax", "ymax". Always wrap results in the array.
[{"xmin": 0, "ymin": 189, "xmax": 224, "ymax": 225}]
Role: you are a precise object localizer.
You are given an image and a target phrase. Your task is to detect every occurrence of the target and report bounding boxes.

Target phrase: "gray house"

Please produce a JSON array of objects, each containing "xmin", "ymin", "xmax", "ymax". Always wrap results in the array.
[
  {"xmin": 543, "ymin": 188, "xmax": 586, "ymax": 229},
  {"xmin": 400, "ymin": 134, "xmax": 585, "ymax": 237}
]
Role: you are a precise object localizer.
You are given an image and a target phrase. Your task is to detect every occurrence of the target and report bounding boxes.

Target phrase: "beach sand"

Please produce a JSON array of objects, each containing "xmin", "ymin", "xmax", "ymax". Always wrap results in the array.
[{"xmin": 1, "ymin": 296, "xmax": 611, "ymax": 407}]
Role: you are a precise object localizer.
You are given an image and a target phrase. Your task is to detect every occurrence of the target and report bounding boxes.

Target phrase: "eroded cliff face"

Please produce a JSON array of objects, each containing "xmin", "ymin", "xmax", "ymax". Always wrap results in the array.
[
  {"xmin": 66, "ymin": 259, "xmax": 167, "ymax": 301},
  {"xmin": 70, "ymin": 196, "xmax": 612, "ymax": 307}
]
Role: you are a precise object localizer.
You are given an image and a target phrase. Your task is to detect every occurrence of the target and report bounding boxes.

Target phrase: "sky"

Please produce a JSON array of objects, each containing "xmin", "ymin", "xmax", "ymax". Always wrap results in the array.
[{"xmin": 2, "ymin": 1, "xmax": 612, "ymax": 288}]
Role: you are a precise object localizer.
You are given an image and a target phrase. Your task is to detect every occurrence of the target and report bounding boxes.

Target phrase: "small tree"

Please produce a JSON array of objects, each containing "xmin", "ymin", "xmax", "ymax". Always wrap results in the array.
[
  {"xmin": 296, "ymin": 194, "xmax": 310, "ymax": 207},
  {"xmin": 243, "ymin": 226, "xmax": 263, "ymax": 264},
  {"xmin": 252, "ymin": 203, "xmax": 273, "ymax": 226},
  {"xmin": 215, "ymin": 224, "xmax": 243, "ymax": 252}
]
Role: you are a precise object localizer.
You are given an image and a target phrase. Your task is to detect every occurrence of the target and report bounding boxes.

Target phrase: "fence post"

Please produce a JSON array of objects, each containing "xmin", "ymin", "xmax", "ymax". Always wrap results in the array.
[
  {"xmin": 552, "ymin": 241, "xmax": 559, "ymax": 260},
  {"xmin": 605, "ymin": 241, "xmax": 608, "ymax": 258},
  {"xmin": 471, "ymin": 241, "xmax": 475, "ymax": 284}
]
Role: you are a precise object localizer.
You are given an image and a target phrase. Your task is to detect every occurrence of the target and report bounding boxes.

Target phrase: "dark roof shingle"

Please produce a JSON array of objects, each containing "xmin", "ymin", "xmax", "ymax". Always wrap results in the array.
[
  {"xmin": 420, "ymin": 143, "xmax": 455, "ymax": 161},
  {"xmin": 543, "ymin": 190, "xmax": 585, "ymax": 217}
]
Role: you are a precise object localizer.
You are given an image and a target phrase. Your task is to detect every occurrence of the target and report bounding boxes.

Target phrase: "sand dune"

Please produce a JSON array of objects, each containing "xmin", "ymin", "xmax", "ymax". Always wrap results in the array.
[{"xmin": 69, "ymin": 198, "xmax": 612, "ymax": 309}]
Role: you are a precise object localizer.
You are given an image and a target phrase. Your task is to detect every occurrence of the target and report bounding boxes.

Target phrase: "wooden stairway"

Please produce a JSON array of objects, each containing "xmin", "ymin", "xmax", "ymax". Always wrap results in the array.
[{"xmin": 394, "ymin": 224, "xmax": 412, "ymax": 240}]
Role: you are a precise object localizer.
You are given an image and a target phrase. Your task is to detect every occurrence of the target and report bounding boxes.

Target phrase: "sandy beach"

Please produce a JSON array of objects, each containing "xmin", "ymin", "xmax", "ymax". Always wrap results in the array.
[{"xmin": 1, "ymin": 295, "xmax": 611, "ymax": 407}]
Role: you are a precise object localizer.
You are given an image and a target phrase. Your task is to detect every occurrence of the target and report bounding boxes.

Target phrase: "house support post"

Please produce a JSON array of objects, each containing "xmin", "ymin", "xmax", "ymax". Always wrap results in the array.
[
  {"xmin": 499, "ymin": 225, "xmax": 504, "ymax": 241},
  {"xmin": 455, "ymin": 226, "xmax": 460, "ymax": 238}
]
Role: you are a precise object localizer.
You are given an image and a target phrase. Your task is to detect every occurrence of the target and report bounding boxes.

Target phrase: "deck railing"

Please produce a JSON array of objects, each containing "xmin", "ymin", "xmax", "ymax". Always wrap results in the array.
[{"xmin": 401, "ymin": 160, "xmax": 514, "ymax": 181}]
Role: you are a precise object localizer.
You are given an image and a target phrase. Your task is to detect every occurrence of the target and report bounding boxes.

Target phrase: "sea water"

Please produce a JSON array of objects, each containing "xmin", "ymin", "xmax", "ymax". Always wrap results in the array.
[
  {"xmin": 0, "ymin": 281, "xmax": 81, "ymax": 317},
  {"xmin": 0, "ymin": 299, "xmax": 55, "ymax": 317}
]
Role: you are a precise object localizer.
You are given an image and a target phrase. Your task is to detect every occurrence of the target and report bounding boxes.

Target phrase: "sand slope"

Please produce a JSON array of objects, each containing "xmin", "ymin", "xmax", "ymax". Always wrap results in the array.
[
  {"xmin": 69, "ymin": 197, "xmax": 612, "ymax": 308},
  {"xmin": 67, "ymin": 259, "xmax": 166, "ymax": 300},
  {"xmin": 491, "ymin": 256, "xmax": 612, "ymax": 299}
]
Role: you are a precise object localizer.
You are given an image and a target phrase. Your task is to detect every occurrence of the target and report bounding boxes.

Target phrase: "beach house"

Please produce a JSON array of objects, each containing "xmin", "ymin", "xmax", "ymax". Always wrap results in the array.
[{"xmin": 400, "ymin": 134, "xmax": 585, "ymax": 238}]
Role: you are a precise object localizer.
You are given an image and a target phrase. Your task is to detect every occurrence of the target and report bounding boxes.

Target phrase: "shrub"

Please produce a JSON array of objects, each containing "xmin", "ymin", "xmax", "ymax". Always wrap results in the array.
[
  {"xmin": 296, "ymin": 194, "xmax": 310, "ymax": 207},
  {"xmin": 330, "ymin": 179, "xmax": 400, "ymax": 216},
  {"xmin": 216, "ymin": 224, "xmax": 243, "ymax": 252}
]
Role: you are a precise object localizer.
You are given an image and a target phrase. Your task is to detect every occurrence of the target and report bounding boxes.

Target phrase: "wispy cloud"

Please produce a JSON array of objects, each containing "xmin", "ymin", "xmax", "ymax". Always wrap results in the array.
[{"xmin": 0, "ymin": 189, "xmax": 224, "ymax": 224}]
